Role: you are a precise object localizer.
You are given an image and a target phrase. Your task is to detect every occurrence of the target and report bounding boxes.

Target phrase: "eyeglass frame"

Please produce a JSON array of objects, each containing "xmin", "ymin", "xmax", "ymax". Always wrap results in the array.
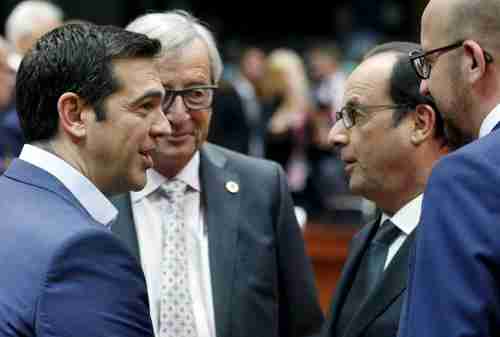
[
  {"xmin": 409, "ymin": 40, "xmax": 494, "ymax": 80},
  {"xmin": 162, "ymin": 84, "xmax": 218, "ymax": 112},
  {"xmin": 335, "ymin": 104, "xmax": 411, "ymax": 129}
]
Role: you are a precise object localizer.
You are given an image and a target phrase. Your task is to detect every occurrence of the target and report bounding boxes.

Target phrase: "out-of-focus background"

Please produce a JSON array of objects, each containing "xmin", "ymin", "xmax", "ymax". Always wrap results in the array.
[{"xmin": 0, "ymin": 0, "xmax": 428, "ymax": 312}]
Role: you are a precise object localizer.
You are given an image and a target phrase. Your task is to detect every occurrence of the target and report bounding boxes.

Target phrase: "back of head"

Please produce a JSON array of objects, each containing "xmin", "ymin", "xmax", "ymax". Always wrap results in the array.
[
  {"xmin": 5, "ymin": 0, "xmax": 64, "ymax": 55},
  {"xmin": 446, "ymin": 0, "xmax": 500, "ymax": 51},
  {"xmin": 16, "ymin": 23, "xmax": 161, "ymax": 143},
  {"xmin": 126, "ymin": 10, "xmax": 223, "ymax": 84}
]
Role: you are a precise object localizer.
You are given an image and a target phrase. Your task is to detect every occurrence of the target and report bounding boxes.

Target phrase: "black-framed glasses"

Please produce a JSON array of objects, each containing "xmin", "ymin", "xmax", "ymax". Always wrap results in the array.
[
  {"xmin": 335, "ymin": 104, "xmax": 410, "ymax": 129},
  {"xmin": 162, "ymin": 85, "xmax": 218, "ymax": 112},
  {"xmin": 409, "ymin": 40, "xmax": 494, "ymax": 79}
]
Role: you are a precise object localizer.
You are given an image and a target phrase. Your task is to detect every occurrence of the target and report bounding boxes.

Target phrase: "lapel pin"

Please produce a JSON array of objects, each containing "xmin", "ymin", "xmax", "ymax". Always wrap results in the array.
[{"xmin": 225, "ymin": 181, "xmax": 239, "ymax": 193}]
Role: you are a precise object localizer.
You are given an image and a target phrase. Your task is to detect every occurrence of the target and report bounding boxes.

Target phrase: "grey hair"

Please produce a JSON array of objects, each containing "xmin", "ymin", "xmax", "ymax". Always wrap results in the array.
[
  {"xmin": 126, "ymin": 10, "xmax": 223, "ymax": 83},
  {"xmin": 5, "ymin": 1, "xmax": 63, "ymax": 45}
]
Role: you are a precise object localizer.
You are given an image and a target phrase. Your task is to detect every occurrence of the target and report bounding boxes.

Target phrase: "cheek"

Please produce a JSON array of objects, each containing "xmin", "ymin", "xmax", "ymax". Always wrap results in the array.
[{"xmin": 192, "ymin": 110, "xmax": 211, "ymax": 133}]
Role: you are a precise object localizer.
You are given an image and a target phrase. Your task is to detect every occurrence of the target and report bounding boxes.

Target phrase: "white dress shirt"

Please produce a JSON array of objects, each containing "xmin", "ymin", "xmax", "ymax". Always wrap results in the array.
[
  {"xmin": 130, "ymin": 151, "xmax": 216, "ymax": 337},
  {"xmin": 19, "ymin": 144, "xmax": 117, "ymax": 226},
  {"xmin": 380, "ymin": 194, "xmax": 422, "ymax": 270},
  {"xmin": 479, "ymin": 103, "xmax": 500, "ymax": 138}
]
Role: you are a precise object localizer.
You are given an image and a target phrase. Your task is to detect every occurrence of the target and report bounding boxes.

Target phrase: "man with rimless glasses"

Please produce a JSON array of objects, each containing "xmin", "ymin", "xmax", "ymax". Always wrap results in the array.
[
  {"xmin": 398, "ymin": 0, "xmax": 500, "ymax": 336},
  {"xmin": 323, "ymin": 42, "xmax": 449, "ymax": 337},
  {"xmin": 112, "ymin": 10, "xmax": 324, "ymax": 337}
]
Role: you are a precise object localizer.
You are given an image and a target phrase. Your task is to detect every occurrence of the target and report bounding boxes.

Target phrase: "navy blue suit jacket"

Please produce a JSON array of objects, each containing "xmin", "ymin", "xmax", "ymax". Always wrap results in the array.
[
  {"xmin": 0, "ymin": 159, "xmax": 154, "ymax": 337},
  {"xmin": 399, "ymin": 126, "xmax": 500, "ymax": 337}
]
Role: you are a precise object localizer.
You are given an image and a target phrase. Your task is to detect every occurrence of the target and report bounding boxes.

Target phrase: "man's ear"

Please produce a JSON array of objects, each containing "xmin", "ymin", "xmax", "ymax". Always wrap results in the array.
[
  {"xmin": 410, "ymin": 104, "xmax": 436, "ymax": 145},
  {"xmin": 57, "ymin": 92, "xmax": 88, "ymax": 141},
  {"xmin": 463, "ymin": 40, "xmax": 488, "ymax": 84}
]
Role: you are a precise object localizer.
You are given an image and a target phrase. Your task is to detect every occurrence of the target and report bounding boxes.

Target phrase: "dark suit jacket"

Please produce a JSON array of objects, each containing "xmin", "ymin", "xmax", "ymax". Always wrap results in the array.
[
  {"xmin": 323, "ymin": 215, "xmax": 415, "ymax": 337},
  {"xmin": 0, "ymin": 159, "xmax": 153, "ymax": 337},
  {"xmin": 399, "ymin": 126, "xmax": 500, "ymax": 337},
  {"xmin": 112, "ymin": 143, "xmax": 324, "ymax": 337}
]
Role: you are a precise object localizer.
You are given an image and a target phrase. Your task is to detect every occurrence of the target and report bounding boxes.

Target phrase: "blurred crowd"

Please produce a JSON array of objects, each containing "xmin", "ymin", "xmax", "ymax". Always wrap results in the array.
[{"xmin": 0, "ymin": 0, "xmax": 383, "ymax": 222}]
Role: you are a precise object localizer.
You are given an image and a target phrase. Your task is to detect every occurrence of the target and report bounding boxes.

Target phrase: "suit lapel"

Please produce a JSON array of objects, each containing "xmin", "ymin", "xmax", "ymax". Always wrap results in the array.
[
  {"xmin": 324, "ymin": 215, "xmax": 380, "ymax": 336},
  {"xmin": 344, "ymin": 231, "xmax": 416, "ymax": 337},
  {"xmin": 111, "ymin": 193, "xmax": 141, "ymax": 262},
  {"xmin": 4, "ymin": 159, "xmax": 89, "ymax": 217},
  {"xmin": 200, "ymin": 144, "xmax": 240, "ymax": 337}
]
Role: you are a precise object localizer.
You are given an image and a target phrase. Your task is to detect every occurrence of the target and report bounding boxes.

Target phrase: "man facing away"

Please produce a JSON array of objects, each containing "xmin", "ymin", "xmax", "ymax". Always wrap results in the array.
[
  {"xmin": 0, "ymin": 23, "xmax": 170, "ymax": 336},
  {"xmin": 323, "ymin": 42, "xmax": 450, "ymax": 337},
  {"xmin": 399, "ymin": 0, "xmax": 500, "ymax": 336},
  {"xmin": 112, "ymin": 10, "xmax": 324, "ymax": 337}
]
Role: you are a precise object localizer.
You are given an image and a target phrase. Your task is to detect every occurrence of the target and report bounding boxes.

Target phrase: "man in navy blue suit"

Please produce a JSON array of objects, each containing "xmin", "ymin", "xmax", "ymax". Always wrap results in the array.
[
  {"xmin": 399, "ymin": 0, "xmax": 500, "ymax": 336},
  {"xmin": 0, "ymin": 23, "xmax": 170, "ymax": 336}
]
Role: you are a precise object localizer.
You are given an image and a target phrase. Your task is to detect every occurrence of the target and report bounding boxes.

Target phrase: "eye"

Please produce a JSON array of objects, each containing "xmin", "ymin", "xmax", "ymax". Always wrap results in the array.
[
  {"xmin": 186, "ymin": 88, "xmax": 207, "ymax": 102},
  {"xmin": 142, "ymin": 102, "xmax": 155, "ymax": 110}
]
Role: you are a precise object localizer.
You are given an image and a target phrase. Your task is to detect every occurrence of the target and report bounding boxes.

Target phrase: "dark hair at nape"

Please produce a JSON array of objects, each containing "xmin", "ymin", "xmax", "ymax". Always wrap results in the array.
[
  {"xmin": 16, "ymin": 23, "xmax": 161, "ymax": 143},
  {"xmin": 363, "ymin": 41, "xmax": 445, "ymax": 140}
]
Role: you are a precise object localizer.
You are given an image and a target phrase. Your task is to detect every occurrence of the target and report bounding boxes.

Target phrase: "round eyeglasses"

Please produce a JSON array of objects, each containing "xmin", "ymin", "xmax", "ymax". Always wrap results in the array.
[{"xmin": 336, "ymin": 104, "xmax": 410, "ymax": 129}]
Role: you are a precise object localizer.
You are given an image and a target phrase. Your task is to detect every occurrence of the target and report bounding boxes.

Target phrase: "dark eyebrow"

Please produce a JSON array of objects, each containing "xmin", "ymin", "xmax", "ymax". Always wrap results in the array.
[{"xmin": 129, "ymin": 89, "xmax": 164, "ymax": 107}]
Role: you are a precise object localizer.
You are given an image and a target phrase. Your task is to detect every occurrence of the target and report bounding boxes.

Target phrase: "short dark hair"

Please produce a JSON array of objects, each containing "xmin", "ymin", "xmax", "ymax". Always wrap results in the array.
[
  {"xmin": 16, "ymin": 23, "xmax": 161, "ymax": 143},
  {"xmin": 364, "ymin": 41, "xmax": 445, "ymax": 140}
]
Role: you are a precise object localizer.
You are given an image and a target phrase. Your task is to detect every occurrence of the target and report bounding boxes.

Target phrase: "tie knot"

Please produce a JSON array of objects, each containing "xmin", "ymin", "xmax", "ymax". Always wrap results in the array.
[
  {"xmin": 373, "ymin": 219, "xmax": 401, "ymax": 246},
  {"xmin": 159, "ymin": 179, "xmax": 187, "ymax": 200}
]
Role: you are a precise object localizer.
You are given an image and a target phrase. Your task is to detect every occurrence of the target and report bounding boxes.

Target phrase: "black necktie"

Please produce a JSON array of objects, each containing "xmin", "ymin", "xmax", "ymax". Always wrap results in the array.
[{"xmin": 335, "ymin": 219, "xmax": 401, "ymax": 337}]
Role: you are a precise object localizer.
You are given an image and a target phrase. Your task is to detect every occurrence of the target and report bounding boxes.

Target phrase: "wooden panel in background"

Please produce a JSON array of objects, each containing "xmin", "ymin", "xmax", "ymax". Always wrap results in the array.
[{"xmin": 303, "ymin": 223, "xmax": 359, "ymax": 313}]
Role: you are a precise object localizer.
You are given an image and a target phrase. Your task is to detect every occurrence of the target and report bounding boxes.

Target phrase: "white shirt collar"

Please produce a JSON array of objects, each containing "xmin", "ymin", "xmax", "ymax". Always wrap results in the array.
[
  {"xmin": 380, "ymin": 194, "xmax": 423, "ymax": 235},
  {"xmin": 131, "ymin": 151, "xmax": 201, "ymax": 203},
  {"xmin": 479, "ymin": 104, "xmax": 500, "ymax": 138},
  {"xmin": 19, "ymin": 144, "xmax": 118, "ymax": 226}
]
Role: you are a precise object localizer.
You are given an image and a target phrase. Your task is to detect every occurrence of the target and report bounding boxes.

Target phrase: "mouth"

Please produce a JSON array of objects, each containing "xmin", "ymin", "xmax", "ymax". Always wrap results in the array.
[
  {"xmin": 342, "ymin": 159, "xmax": 356, "ymax": 175},
  {"xmin": 167, "ymin": 132, "xmax": 193, "ymax": 143},
  {"xmin": 139, "ymin": 149, "xmax": 154, "ymax": 169}
]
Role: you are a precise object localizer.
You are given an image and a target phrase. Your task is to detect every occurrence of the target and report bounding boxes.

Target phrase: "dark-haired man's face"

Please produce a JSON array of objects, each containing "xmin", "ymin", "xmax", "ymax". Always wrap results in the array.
[
  {"xmin": 84, "ymin": 57, "xmax": 169, "ymax": 195},
  {"xmin": 328, "ymin": 54, "xmax": 414, "ymax": 205}
]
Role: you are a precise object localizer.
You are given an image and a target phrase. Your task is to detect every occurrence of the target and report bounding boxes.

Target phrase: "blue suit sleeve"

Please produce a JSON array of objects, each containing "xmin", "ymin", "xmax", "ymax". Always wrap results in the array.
[
  {"xmin": 37, "ymin": 229, "xmax": 154, "ymax": 337},
  {"xmin": 273, "ymin": 164, "xmax": 325, "ymax": 337},
  {"xmin": 400, "ymin": 152, "xmax": 500, "ymax": 337}
]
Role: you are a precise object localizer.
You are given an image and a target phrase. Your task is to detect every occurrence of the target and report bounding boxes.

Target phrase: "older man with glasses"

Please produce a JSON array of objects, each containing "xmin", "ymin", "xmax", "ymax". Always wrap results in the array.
[
  {"xmin": 111, "ymin": 10, "xmax": 324, "ymax": 337},
  {"xmin": 398, "ymin": 0, "xmax": 500, "ymax": 336},
  {"xmin": 323, "ymin": 41, "xmax": 450, "ymax": 337}
]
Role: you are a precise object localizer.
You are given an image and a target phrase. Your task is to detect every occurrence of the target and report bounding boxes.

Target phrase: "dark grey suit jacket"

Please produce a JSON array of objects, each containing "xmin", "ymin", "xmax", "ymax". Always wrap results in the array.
[
  {"xmin": 322, "ymin": 215, "xmax": 416, "ymax": 337},
  {"xmin": 113, "ymin": 143, "xmax": 324, "ymax": 337}
]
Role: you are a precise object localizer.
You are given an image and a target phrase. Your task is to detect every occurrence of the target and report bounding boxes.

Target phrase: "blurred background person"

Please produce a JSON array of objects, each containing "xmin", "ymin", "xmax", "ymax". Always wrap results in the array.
[
  {"xmin": 231, "ymin": 46, "xmax": 266, "ymax": 157},
  {"xmin": 208, "ymin": 45, "xmax": 266, "ymax": 157},
  {"xmin": 0, "ymin": 0, "xmax": 64, "ymax": 172},
  {"xmin": 0, "ymin": 36, "xmax": 20, "ymax": 173},
  {"xmin": 262, "ymin": 48, "xmax": 313, "ymax": 200},
  {"xmin": 305, "ymin": 41, "xmax": 355, "ymax": 219},
  {"xmin": 5, "ymin": 0, "xmax": 63, "ymax": 69}
]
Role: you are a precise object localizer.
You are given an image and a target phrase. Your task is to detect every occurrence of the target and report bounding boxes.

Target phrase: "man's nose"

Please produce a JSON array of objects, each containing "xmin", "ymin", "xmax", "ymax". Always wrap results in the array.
[{"xmin": 328, "ymin": 119, "xmax": 349, "ymax": 149}]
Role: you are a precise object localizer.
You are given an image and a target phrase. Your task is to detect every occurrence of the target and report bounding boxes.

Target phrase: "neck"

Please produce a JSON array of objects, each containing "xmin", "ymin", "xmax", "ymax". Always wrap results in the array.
[{"xmin": 38, "ymin": 138, "xmax": 103, "ymax": 192}]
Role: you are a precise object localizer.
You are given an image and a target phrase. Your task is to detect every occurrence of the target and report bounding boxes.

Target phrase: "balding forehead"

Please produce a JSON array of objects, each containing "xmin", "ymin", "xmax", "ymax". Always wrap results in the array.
[{"xmin": 344, "ymin": 53, "xmax": 397, "ymax": 102}]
